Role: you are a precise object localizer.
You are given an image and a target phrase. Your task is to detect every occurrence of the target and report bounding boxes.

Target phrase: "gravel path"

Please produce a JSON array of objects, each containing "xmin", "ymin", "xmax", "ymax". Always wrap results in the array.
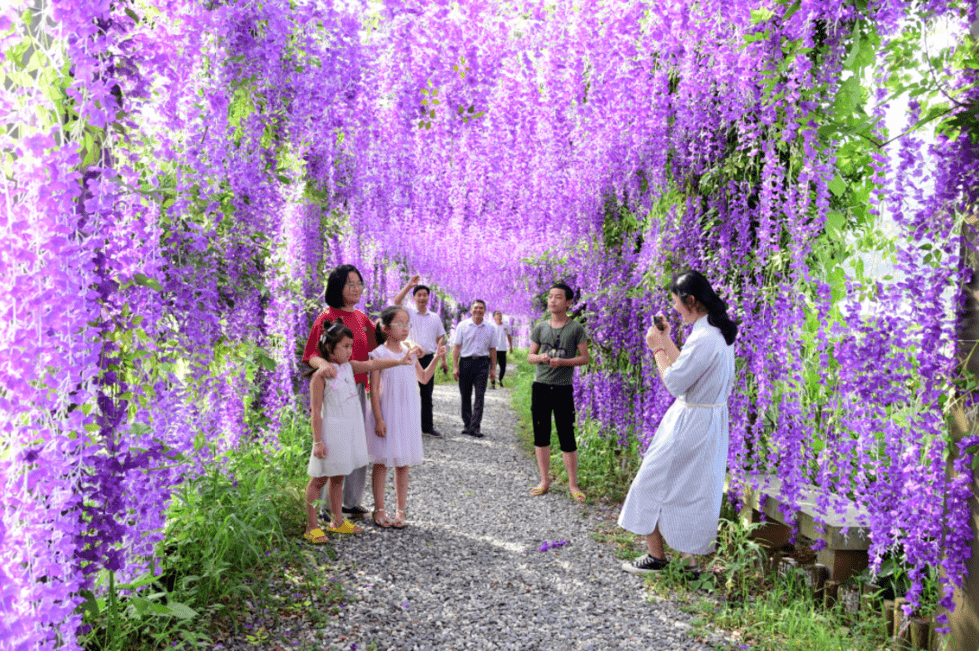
[{"xmin": 237, "ymin": 384, "xmax": 722, "ymax": 650}]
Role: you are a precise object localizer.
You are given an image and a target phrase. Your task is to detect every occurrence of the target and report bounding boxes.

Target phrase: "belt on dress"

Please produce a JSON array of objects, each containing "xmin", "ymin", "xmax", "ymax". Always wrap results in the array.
[{"xmin": 677, "ymin": 398, "xmax": 726, "ymax": 408}]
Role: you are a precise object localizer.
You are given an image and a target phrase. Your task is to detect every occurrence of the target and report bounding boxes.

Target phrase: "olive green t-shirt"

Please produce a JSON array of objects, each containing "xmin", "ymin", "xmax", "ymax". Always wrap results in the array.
[{"xmin": 531, "ymin": 319, "xmax": 587, "ymax": 386}]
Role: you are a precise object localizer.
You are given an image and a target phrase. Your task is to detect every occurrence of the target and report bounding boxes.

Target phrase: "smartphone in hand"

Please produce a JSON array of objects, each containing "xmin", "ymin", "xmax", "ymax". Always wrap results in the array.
[{"xmin": 653, "ymin": 315, "xmax": 665, "ymax": 331}]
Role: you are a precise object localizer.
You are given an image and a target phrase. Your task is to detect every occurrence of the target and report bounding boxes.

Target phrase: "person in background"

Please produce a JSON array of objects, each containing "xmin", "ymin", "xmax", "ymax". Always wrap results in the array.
[
  {"xmin": 452, "ymin": 300, "xmax": 496, "ymax": 438},
  {"xmin": 619, "ymin": 270, "xmax": 738, "ymax": 576},
  {"xmin": 490, "ymin": 310, "xmax": 513, "ymax": 389},
  {"xmin": 526, "ymin": 283, "xmax": 589, "ymax": 502},
  {"xmin": 394, "ymin": 275, "xmax": 449, "ymax": 438}
]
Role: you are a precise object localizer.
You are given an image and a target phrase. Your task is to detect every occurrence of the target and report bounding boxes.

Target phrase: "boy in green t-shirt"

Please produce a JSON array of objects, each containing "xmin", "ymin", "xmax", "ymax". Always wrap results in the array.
[{"xmin": 527, "ymin": 282, "xmax": 590, "ymax": 502}]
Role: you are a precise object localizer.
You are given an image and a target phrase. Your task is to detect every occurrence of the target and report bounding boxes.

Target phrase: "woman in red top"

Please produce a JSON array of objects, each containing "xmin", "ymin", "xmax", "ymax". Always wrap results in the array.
[{"xmin": 304, "ymin": 264, "xmax": 377, "ymax": 518}]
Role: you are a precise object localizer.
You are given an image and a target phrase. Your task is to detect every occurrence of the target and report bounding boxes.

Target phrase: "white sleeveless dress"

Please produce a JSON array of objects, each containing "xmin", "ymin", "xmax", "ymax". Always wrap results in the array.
[
  {"xmin": 365, "ymin": 344, "xmax": 424, "ymax": 467},
  {"xmin": 307, "ymin": 362, "xmax": 369, "ymax": 477}
]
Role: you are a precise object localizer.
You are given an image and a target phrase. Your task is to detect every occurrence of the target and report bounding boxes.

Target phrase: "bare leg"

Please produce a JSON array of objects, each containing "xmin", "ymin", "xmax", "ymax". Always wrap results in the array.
[
  {"xmin": 328, "ymin": 476, "xmax": 344, "ymax": 529},
  {"xmin": 394, "ymin": 466, "xmax": 409, "ymax": 513},
  {"xmin": 305, "ymin": 477, "xmax": 328, "ymax": 533},
  {"xmin": 372, "ymin": 464, "xmax": 387, "ymax": 514},
  {"xmin": 646, "ymin": 527, "xmax": 696, "ymax": 566},
  {"xmin": 563, "ymin": 450, "xmax": 580, "ymax": 494},
  {"xmin": 534, "ymin": 446, "xmax": 551, "ymax": 490}
]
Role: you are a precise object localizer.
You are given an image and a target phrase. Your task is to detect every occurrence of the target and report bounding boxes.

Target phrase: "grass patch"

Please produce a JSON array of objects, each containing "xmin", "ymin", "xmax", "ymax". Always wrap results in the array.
[{"xmin": 78, "ymin": 408, "xmax": 345, "ymax": 650}]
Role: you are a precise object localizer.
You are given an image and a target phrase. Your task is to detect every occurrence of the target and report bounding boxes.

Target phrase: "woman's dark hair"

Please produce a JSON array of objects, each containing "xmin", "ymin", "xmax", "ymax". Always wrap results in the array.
[
  {"xmin": 374, "ymin": 306, "xmax": 408, "ymax": 346},
  {"xmin": 304, "ymin": 318, "xmax": 354, "ymax": 377},
  {"xmin": 324, "ymin": 264, "xmax": 364, "ymax": 309},
  {"xmin": 669, "ymin": 270, "xmax": 738, "ymax": 345}
]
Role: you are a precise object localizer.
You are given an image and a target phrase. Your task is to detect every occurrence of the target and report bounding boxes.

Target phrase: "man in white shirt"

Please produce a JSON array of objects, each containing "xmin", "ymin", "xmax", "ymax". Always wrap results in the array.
[
  {"xmin": 452, "ymin": 300, "xmax": 497, "ymax": 438},
  {"xmin": 394, "ymin": 275, "xmax": 449, "ymax": 438},
  {"xmin": 490, "ymin": 310, "xmax": 514, "ymax": 389}
]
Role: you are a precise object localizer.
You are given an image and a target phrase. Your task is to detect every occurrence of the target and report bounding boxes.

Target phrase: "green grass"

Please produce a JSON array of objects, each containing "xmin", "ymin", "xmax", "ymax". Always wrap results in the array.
[{"xmin": 78, "ymin": 409, "xmax": 345, "ymax": 650}]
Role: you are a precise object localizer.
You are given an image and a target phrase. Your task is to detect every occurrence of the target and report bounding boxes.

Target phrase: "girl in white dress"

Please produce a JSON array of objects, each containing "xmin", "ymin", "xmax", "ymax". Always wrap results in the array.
[
  {"xmin": 366, "ymin": 306, "xmax": 446, "ymax": 528},
  {"xmin": 304, "ymin": 319, "xmax": 413, "ymax": 542},
  {"xmin": 619, "ymin": 270, "xmax": 738, "ymax": 575}
]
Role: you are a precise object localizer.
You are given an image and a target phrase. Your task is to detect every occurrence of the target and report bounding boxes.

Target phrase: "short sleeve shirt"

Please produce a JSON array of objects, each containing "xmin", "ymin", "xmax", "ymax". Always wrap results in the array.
[
  {"xmin": 531, "ymin": 319, "xmax": 586, "ymax": 386},
  {"xmin": 303, "ymin": 308, "xmax": 375, "ymax": 386},
  {"xmin": 494, "ymin": 323, "xmax": 510, "ymax": 350},
  {"xmin": 452, "ymin": 318, "xmax": 496, "ymax": 357},
  {"xmin": 406, "ymin": 305, "xmax": 446, "ymax": 355}
]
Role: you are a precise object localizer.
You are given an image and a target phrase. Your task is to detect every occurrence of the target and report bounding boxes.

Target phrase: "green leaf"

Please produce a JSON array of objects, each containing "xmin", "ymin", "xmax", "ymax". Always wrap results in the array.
[
  {"xmin": 256, "ymin": 351, "xmax": 277, "ymax": 371},
  {"xmin": 125, "ymin": 7, "xmax": 139, "ymax": 21},
  {"xmin": 825, "ymin": 210, "xmax": 846, "ymax": 235},
  {"xmin": 782, "ymin": 1, "xmax": 801, "ymax": 23},
  {"xmin": 133, "ymin": 273, "xmax": 164, "ymax": 292},
  {"xmin": 750, "ymin": 8, "xmax": 774, "ymax": 24},
  {"xmin": 828, "ymin": 175, "xmax": 846, "ymax": 197},
  {"xmin": 76, "ymin": 589, "xmax": 102, "ymax": 622},
  {"xmin": 164, "ymin": 602, "xmax": 198, "ymax": 620}
]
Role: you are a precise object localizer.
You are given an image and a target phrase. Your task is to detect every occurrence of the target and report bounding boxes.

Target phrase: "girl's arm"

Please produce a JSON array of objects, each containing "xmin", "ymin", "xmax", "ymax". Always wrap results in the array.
[
  {"xmin": 350, "ymin": 353, "xmax": 412, "ymax": 375},
  {"xmin": 369, "ymin": 368, "xmax": 385, "ymax": 437},
  {"xmin": 416, "ymin": 343, "xmax": 446, "ymax": 383},
  {"xmin": 309, "ymin": 375, "xmax": 327, "ymax": 456}
]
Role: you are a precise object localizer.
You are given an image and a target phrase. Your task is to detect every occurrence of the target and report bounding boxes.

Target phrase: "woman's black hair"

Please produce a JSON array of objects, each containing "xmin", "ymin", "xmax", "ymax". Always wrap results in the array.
[
  {"xmin": 324, "ymin": 264, "xmax": 364, "ymax": 309},
  {"xmin": 374, "ymin": 306, "xmax": 408, "ymax": 346},
  {"xmin": 304, "ymin": 318, "xmax": 354, "ymax": 377},
  {"xmin": 669, "ymin": 270, "xmax": 738, "ymax": 345}
]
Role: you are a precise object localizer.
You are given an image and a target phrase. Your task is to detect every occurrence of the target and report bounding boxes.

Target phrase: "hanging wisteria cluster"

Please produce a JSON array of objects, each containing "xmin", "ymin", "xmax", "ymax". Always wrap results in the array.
[{"xmin": 1, "ymin": 0, "xmax": 976, "ymax": 647}]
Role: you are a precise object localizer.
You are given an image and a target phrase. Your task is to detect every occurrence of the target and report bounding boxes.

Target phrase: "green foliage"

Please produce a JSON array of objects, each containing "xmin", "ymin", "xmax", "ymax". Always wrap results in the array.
[
  {"xmin": 638, "ymin": 517, "xmax": 889, "ymax": 651},
  {"xmin": 77, "ymin": 409, "xmax": 341, "ymax": 650}
]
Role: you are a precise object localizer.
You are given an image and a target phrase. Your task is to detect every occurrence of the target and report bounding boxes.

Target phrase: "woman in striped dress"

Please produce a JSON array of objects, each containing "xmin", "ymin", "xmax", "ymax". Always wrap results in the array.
[{"xmin": 619, "ymin": 270, "xmax": 738, "ymax": 576}]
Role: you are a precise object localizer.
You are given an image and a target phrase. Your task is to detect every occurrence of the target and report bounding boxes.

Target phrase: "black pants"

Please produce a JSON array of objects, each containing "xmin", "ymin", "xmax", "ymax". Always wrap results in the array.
[
  {"xmin": 532, "ymin": 382, "xmax": 577, "ymax": 452},
  {"xmin": 418, "ymin": 353, "xmax": 435, "ymax": 433},
  {"xmin": 459, "ymin": 356, "xmax": 490, "ymax": 433},
  {"xmin": 497, "ymin": 351, "xmax": 508, "ymax": 383}
]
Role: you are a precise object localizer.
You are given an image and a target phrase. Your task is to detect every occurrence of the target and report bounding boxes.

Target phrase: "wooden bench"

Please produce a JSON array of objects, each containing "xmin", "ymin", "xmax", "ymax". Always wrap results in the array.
[{"xmin": 727, "ymin": 475, "xmax": 871, "ymax": 581}]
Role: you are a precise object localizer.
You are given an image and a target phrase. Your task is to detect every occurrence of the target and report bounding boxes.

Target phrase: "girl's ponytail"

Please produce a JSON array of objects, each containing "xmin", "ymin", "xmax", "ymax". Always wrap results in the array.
[{"xmin": 669, "ymin": 270, "xmax": 739, "ymax": 345}]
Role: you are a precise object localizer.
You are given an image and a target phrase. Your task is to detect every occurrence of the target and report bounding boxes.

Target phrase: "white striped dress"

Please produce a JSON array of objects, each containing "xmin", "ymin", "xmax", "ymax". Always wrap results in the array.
[{"xmin": 618, "ymin": 315, "xmax": 735, "ymax": 555}]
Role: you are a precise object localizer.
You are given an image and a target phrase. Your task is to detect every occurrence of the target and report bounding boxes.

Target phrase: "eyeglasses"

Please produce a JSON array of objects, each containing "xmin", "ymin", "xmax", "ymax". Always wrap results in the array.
[
  {"xmin": 345, "ymin": 281, "xmax": 365, "ymax": 289},
  {"xmin": 391, "ymin": 322, "xmax": 412, "ymax": 329}
]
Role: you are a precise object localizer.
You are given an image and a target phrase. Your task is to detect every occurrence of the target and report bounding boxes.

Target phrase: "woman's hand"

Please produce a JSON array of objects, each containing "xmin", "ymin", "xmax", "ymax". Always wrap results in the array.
[
  {"xmin": 399, "ymin": 349, "xmax": 414, "ymax": 365},
  {"xmin": 375, "ymin": 418, "xmax": 386, "ymax": 437},
  {"xmin": 313, "ymin": 362, "xmax": 338, "ymax": 381},
  {"xmin": 645, "ymin": 325, "xmax": 667, "ymax": 351},
  {"xmin": 313, "ymin": 441, "xmax": 327, "ymax": 458},
  {"xmin": 435, "ymin": 343, "xmax": 447, "ymax": 361}
]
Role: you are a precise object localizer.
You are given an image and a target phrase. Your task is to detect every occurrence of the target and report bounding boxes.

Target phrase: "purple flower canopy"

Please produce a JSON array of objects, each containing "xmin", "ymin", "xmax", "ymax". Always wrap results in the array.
[{"xmin": 1, "ymin": 0, "xmax": 975, "ymax": 645}]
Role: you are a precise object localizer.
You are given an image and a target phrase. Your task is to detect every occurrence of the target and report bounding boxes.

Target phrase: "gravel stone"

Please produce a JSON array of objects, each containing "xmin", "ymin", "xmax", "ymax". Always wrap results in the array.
[{"xmin": 226, "ymin": 384, "xmax": 725, "ymax": 650}]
